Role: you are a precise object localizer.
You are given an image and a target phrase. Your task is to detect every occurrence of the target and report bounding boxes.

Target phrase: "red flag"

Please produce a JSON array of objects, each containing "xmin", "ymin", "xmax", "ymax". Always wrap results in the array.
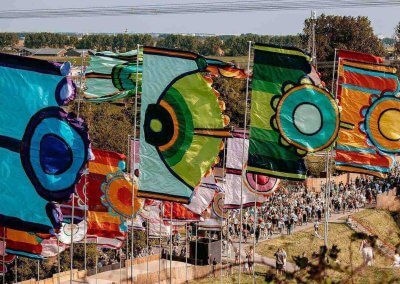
[{"xmin": 337, "ymin": 49, "xmax": 384, "ymax": 64}]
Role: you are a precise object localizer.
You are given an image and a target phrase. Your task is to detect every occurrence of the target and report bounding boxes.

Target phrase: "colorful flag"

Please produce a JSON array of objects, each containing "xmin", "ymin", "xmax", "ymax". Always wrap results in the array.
[
  {"xmin": 247, "ymin": 43, "xmax": 339, "ymax": 180},
  {"xmin": 224, "ymin": 135, "xmax": 267, "ymax": 209},
  {"xmin": 335, "ymin": 50, "xmax": 399, "ymax": 177},
  {"xmin": 84, "ymin": 50, "xmax": 142, "ymax": 102},
  {"xmin": 0, "ymin": 53, "xmax": 90, "ymax": 233},
  {"xmin": 138, "ymin": 47, "xmax": 229, "ymax": 203}
]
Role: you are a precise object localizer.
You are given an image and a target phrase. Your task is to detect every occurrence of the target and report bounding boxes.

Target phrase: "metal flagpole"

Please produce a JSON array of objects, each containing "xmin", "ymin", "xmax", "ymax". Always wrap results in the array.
[
  {"xmin": 159, "ymin": 204, "xmax": 163, "ymax": 284},
  {"xmin": 331, "ymin": 49, "xmax": 338, "ymax": 94},
  {"xmin": 70, "ymin": 192, "xmax": 75, "ymax": 284},
  {"xmin": 95, "ymin": 241, "xmax": 98, "ymax": 284},
  {"xmin": 83, "ymin": 172, "xmax": 88, "ymax": 273},
  {"xmin": 126, "ymin": 231, "xmax": 129, "ymax": 282},
  {"xmin": 37, "ymin": 260, "xmax": 40, "ymax": 282},
  {"xmin": 146, "ymin": 217, "xmax": 149, "ymax": 284},
  {"xmin": 2, "ymin": 227, "xmax": 5, "ymax": 284},
  {"xmin": 131, "ymin": 43, "xmax": 141, "ymax": 284},
  {"xmin": 57, "ymin": 238, "xmax": 61, "ymax": 284},
  {"xmin": 220, "ymin": 221, "xmax": 223, "ymax": 284},
  {"xmin": 311, "ymin": 10, "xmax": 317, "ymax": 68},
  {"xmin": 119, "ymin": 249, "xmax": 122, "ymax": 284},
  {"xmin": 252, "ymin": 180, "xmax": 259, "ymax": 283},
  {"xmin": 238, "ymin": 41, "xmax": 252, "ymax": 284},
  {"xmin": 14, "ymin": 257, "xmax": 17, "ymax": 284},
  {"xmin": 185, "ymin": 223, "xmax": 188, "ymax": 283},
  {"xmin": 220, "ymin": 137, "xmax": 227, "ymax": 284},
  {"xmin": 195, "ymin": 223, "xmax": 198, "ymax": 267},
  {"xmin": 77, "ymin": 48, "xmax": 85, "ymax": 118},
  {"xmin": 169, "ymin": 204, "xmax": 173, "ymax": 284}
]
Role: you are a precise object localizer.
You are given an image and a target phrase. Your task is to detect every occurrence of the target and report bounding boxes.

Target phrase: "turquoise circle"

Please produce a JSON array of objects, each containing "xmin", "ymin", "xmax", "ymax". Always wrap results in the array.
[{"xmin": 277, "ymin": 86, "xmax": 338, "ymax": 151}]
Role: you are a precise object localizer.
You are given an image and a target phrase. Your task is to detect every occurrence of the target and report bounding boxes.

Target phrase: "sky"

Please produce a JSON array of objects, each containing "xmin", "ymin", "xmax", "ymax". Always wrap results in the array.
[{"xmin": 0, "ymin": 0, "xmax": 398, "ymax": 37}]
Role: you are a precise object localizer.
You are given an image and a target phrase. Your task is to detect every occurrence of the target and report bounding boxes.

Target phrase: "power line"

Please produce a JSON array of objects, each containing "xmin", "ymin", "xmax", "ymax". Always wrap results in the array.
[{"xmin": 0, "ymin": 0, "xmax": 399, "ymax": 19}]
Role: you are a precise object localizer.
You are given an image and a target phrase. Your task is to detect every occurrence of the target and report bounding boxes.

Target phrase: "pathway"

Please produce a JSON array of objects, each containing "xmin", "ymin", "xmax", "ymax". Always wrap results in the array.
[{"xmin": 229, "ymin": 209, "xmax": 365, "ymax": 273}]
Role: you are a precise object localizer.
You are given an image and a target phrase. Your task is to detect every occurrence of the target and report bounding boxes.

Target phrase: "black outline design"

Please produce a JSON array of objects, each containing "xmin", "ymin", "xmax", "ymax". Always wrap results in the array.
[{"xmin": 20, "ymin": 107, "xmax": 89, "ymax": 202}]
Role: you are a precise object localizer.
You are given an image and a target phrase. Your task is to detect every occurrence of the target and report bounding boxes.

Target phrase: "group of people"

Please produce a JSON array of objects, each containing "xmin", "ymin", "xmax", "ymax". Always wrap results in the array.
[{"xmin": 225, "ymin": 177, "xmax": 379, "ymax": 244}]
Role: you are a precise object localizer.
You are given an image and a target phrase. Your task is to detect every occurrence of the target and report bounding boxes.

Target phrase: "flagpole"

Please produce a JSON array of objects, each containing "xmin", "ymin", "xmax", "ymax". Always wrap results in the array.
[
  {"xmin": 14, "ymin": 257, "xmax": 17, "ymax": 284},
  {"xmin": 57, "ymin": 238, "xmax": 61, "ymax": 284},
  {"xmin": 220, "ymin": 137, "xmax": 227, "ymax": 284},
  {"xmin": 185, "ymin": 223, "xmax": 188, "ymax": 283},
  {"xmin": 70, "ymin": 192, "xmax": 75, "ymax": 284},
  {"xmin": 77, "ymin": 49, "xmax": 84, "ymax": 118},
  {"xmin": 331, "ymin": 49, "xmax": 337, "ymax": 94},
  {"xmin": 169, "ymin": 204, "xmax": 173, "ymax": 284},
  {"xmin": 95, "ymin": 240, "xmax": 98, "ymax": 284},
  {"xmin": 2, "ymin": 227, "xmax": 5, "ymax": 284},
  {"xmin": 83, "ymin": 172, "xmax": 88, "ymax": 273},
  {"xmin": 195, "ymin": 223, "xmax": 198, "ymax": 267},
  {"xmin": 146, "ymin": 217, "xmax": 149, "ymax": 284},
  {"xmin": 238, "ymin": 40, "xmax": 252, "ymax": 284},
  {"xmin": 131, "ymin": 43, "xmax": 141, "ymax": 284},
  {"xmin": 126, "ymin": 230, "xmax": 129, "ymax": 282},
  {"xmin": 159, "ymin": 203, "xmax": 163, "ymax": 284},
  {"xmin": 252, "ymin": 196, "xmax": 257, "ymax": 282},
  {"xmin": 37, "ymin": 260, "xmax": 40, "ymax": 282},
  {"xmin": 220, "ymin": 220, "xmax": 223, "ymax": 283},
  {"xmin": 119, "ymin": 249, "xmax": 122, "ymax": 284}
]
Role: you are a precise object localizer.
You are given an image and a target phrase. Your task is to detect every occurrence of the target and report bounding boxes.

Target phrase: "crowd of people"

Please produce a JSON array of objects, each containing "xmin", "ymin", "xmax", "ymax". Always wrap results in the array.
[
  {"xmin": 225, "ymin": 177, "xmax": 380, "ymax": 244},
  {"xmin": 144, "ymin": 172, "xmax": 400, "ymax": 277}
]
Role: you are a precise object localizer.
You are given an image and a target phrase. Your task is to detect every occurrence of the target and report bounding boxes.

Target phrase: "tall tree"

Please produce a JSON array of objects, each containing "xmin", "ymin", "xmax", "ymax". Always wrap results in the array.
[
  {"xmin": 302, "ymin": 14, "xmax": 385, "ymax": 62},
  {"xmin": 395, "ymin": 21, "xmax": 400, "ymax": 58}
]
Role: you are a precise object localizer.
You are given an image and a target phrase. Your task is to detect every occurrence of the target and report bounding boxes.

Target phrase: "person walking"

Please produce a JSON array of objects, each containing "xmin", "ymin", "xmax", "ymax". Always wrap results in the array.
[{"xmin": 274, "ymin": 247, "xmax": 287, "ymax": 276}]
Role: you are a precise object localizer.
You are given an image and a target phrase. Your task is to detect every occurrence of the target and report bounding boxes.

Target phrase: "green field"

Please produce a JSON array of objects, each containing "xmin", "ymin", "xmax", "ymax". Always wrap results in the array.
[
  {"xmin": 352, "ymin": 209, "xmax": 400, "ymax": 248},
  {"xmin": 253, "ymin": 209, "xmax": 400, "ymax": 283}
]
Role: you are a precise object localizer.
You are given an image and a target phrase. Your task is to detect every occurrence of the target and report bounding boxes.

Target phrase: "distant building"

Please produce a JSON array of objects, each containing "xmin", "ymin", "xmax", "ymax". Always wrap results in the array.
[
  {"xmin": 17, "ymin": 48, "xmax": 66, "ymax": 57},
  {"xmin": 64, "ymin": 49, "xmax": 93, "ymax": 57}
]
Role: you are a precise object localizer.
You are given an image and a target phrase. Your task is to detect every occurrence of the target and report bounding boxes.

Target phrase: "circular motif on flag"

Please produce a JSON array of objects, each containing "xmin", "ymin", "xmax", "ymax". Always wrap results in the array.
[
  {"xmin": 57, "ymin": 220, "xmax": 87, "ymax": 244},
  {"xmin": 212, "ymin": 192, "xmax": 227, "ymax": 219},
  {"xmin": 244, "ymin": 172, "xmax": 280, "ymax": 196},
  {"xmin": 143, "ymin": 73, "xmax": 227, "ymax": 192},
  {"xmin": 20, "ymin": 107, "xmax": 89, "ymax": 201},
  {"xmin": 101, "ymin": 172, "xmax": 140, "ymax": 219},
  {"xmin": 276, "ymin": 85, "xmax": 339, "ymax": 152},
  {"xmin": 365, "ymin": 96, "xmax": 400, "ymax": 153}
]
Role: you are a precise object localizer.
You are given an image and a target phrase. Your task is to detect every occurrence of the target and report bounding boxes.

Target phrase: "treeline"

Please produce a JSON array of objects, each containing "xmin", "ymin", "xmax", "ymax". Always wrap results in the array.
[
  {"xmin": 0, "ymin": 32, "xmax": 303, "ymax": 56},
  {"xmin": 25, "ymin": 32, "xmax": 79, "ymax": 48}
]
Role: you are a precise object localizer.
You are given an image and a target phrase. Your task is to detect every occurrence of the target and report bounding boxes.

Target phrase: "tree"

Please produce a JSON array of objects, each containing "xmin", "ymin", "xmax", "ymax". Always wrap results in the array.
[
  {"xmin": 200, "ymin": 36, "xmax": 223, "ymax": 56},
  {"xmin": 302, "ymin": 15, "xmax": 385, "ymax": 87},
  {"xmin": 302, "ymin": 14, "xmax": 385, "ymax": 62},
  {"xmin": 395, "ymin": 22, "xmax": 400, "ymax": 58}
]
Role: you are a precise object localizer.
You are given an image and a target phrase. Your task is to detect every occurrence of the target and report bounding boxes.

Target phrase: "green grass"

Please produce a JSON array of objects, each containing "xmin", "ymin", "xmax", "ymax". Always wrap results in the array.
[
  {"xmin": 255, "ymin": 223, "xmax": 397, "ymax": 283},
  {"xmin": 256, "ymin": 223, "xmax": 391, "ymax": 268},
  {"xmin": 353, "ymin": 209, "xmax": 400, "ymax": 248}
]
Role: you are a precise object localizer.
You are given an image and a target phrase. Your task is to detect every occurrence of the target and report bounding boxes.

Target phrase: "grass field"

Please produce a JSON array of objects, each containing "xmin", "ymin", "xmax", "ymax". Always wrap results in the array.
[
  {"xmin": 254, "ymin": 220, "xmax": 400, "ymax": 283},
  {"xmin": 353, "ymin": 209, "xmax": 400, "ymax": 248}
]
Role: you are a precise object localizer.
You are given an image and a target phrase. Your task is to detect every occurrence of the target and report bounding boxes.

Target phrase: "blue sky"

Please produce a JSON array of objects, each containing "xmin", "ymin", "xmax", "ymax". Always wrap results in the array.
[{"xmin": 0, "ymin": 0, "xmax": 398, "ymax": 37}]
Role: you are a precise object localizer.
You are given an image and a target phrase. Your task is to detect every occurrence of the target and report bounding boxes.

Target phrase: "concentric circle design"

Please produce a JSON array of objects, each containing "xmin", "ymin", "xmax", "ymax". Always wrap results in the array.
[
  {"xmin": 244, "ymin": 171, "xmax": 280, "ymax": 196},
  {"xmin": 276, "ymin": 85, "xmax": 339, "ymax": 152},
  {"xmin": 20, "ymin": 107, "xmax": 89, "ymax": 202},
  {"xmin": 365, "ymin": 96, "xmax": 400, "ymax": 153},
  {"xmin": 101, "ymin": 172, "xmax": 140, "ymax": 219},
  {"xmin": 57, "ymin": 220, "xmax": 87, "ymax": 244},
  {"xmin": 293, "ymin": 103, "xmax": 322, "ymax": 135},
  {"xmin": 212, "ymin": 192, "xmax": 227, "ymax": 219}
]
